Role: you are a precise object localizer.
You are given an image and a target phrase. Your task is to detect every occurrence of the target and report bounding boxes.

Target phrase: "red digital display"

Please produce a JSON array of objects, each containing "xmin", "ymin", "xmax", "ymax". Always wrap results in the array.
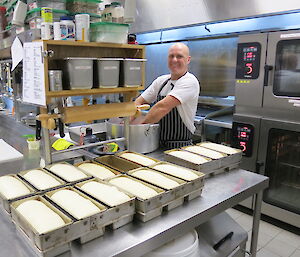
[
  {"xmin": 240, "ymin": 132, "xmax": 247, "ymax": 138},
  {"xmin": 239, "ymin": 141, "xmax": 247, "ymax": 152}
]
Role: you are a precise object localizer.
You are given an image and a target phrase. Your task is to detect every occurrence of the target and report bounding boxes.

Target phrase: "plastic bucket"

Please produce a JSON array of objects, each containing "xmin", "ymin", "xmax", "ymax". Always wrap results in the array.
[{"xmin": 144, "ymin": 229, "xmax": 200, "ymax": 257}]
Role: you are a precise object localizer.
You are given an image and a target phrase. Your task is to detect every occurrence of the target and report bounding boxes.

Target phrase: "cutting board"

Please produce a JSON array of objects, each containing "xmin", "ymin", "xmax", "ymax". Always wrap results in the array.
[{"xmin": 0, "ymin": 139, "xmax": 24, "ymax": 163}]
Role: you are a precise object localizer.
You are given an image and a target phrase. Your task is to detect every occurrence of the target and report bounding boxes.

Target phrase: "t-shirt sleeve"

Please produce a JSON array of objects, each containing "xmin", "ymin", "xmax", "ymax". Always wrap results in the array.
[
  {"xmin": 141, "ymin": 77, "xmax": 163, "ymax": 103},
  {"xmin": 168, "ymin": 77, "xmax": 199, "ymax": 104}
]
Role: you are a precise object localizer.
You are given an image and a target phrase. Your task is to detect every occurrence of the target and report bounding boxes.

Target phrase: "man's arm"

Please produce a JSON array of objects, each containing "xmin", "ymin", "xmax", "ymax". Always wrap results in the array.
[
  {"xmin": 137, "ymin": 95, "xmax": 180, "ymax": 124},
  {"xmin": 134, "ymin": 95, "xmax": 149, "ymax": 106}
]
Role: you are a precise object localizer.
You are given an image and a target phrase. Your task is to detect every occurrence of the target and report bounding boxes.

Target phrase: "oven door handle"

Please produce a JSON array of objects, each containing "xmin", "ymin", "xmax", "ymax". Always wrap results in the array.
[
  {"xmin": 256, "ymin": 161, "xmax": 264, "ymax": 173},
  {"xmin": 263, "ymin": 65, "xmax": 273, "ymax": 87}
]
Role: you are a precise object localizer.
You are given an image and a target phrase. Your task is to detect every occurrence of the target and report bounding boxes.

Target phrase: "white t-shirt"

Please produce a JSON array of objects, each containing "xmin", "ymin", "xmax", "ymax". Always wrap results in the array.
[{"xmin": 141, "ymin": 72, "xmax": 200, "ymax": 133}]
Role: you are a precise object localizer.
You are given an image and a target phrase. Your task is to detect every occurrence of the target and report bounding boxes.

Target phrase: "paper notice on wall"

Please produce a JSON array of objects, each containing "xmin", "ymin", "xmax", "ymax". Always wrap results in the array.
[
  {"xmin": 22, "ymin": 42, "xmax": 46, "ymax": 106},
  {"xmin": 11, "ymin": 37, "xmax": 23, "ymax": 71}
]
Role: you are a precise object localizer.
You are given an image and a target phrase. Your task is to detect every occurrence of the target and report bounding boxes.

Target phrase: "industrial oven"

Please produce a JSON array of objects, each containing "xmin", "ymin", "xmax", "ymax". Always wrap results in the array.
[{"xmin": 232, "ymin": 31, "xmax": 300, "ymax": 228}]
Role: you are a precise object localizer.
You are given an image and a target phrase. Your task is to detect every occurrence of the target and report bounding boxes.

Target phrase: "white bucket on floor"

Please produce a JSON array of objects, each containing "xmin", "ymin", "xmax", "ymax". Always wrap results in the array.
[{"xmin": 144, "ymin": 229, "xmax": 200, "ymax": 257}]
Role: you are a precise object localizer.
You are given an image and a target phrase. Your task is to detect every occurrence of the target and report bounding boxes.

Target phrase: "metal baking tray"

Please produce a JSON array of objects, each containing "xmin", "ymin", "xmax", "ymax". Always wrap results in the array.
[
  {"xmin": 126, "ymin": 167, "xmax": 187, "ymax": 203},
  {"xmin": 196, "ymin": 142, "xmax": 242, "ymax": 165},
  {"xmin": 164, "ymin": 149, "xmax": 219, "ymax": 173},
  {"xmin": 75, "ymin": 178, "xmax": 135, "ymax": 225},
  {"xmin": 116, "ymin": 150, "xmax": 160, "ymax": 167},
  {"xmin": 11, "ymin": 195, "xmax": 73, "ymax": 251},
  {"xmin": 74, "ymin": 160, "xmax": 120, "ymax": 179},
  {"xmin": 45, "ymin": 186, "xmax": 108, "ymax": 242},
  {"xmin": 106, "ymin": 174, "xmax": 166, "ymax": 213},
  {"xmin": 44, "ymin": 162, "xmax": 93, "ymax": 184},
  {"xmin": 181, "ymin": 145, "xmax": 230, "ymax": 167},
  {"xmin": 0, "ymin": 174, "xmax": 36, "ymax": 214},
  {"xmin": 18, "ymin": 168, "xmax": 66, "ymax": 193},
  {"xmin": 94, "ymin": 155, "xmax": 141, "ymax": 172},
  {"xmin": 148, "ymin": 162, "xmax": 205, "ymax": 195},
  {"xmin": 16, "ymin": 225, "xmax": 71, "ymax": 257}
]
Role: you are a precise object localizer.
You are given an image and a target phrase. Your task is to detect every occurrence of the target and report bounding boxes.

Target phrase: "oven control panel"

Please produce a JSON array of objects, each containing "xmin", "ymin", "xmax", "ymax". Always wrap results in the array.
[
  {"xmin": 236, "ymin": 42, "xmax": 261, "ymax": 79},
  {"xmin": 232, "ymin": 122, "xmax": 255, "ymax": 157}
]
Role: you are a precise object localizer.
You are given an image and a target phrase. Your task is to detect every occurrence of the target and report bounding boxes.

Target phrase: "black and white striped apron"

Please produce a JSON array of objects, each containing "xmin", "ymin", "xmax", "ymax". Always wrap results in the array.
[{"xmin": 157, "ymin": 78, "xmax": 192, "ymax": 149}]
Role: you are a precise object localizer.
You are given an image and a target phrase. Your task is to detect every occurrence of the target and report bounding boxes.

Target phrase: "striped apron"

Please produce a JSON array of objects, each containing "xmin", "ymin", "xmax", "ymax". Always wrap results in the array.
[{"xmin": 157, "ymin": 78, "xmax": 192, "ymax": 149}]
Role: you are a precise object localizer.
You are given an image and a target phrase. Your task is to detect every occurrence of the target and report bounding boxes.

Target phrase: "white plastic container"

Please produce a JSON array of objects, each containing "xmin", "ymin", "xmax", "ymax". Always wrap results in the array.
[
  {"xmin": 90, "ymin": 22, "xmax": 129, "ymax": 43},
  {"xmin": 41, "ymin": 22, "xmax": 53, "ymax": 40},
  {"xmin": 111, "ymin": 2, "xmax": 124, "ymax": 23},
  {"xmin": 144, "ymin": 230, "xmax": 200, "ymax": 257},
  {"xmin": 75, "ymin": 14, "xmax": 90, "ymax": 42},
  {"xmin": 60, "ymin": 16, "xmax": 75, "ymax": 41},
  {"xmin": 53, "ymin": 21, "xmax": 61, "ymax": 40},
  {"xmin": 102, "ymin": 4, "xmax": 112, "ymax": 22}
]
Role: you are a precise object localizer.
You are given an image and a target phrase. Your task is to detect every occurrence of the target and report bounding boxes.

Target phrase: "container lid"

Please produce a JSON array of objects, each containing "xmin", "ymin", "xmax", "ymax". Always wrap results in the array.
[
  {"xmin": 104, "ymin": 4, "xmax": 111, "ymax": 8},
  {"xmin": 27, "ymin": 8, "xmax": 69, "ymax": 16},
  {"xmin": 66, "ymin": 0, "xmax": 102, "ymax": 2},
  {"xmin": 90, "ymin": 21, "xmax": 129, "ymax": 27},
  {"xmin": 97, "ymin": 58, "xmax": 123, "ymax": 61},
  {"xmin": 60, "ymin": 16, "xmax": 73, "ymax": 21},
  {"xmin": 111, "ymin": 2, "xmax": 121, "ymax": 6},
  {"xmin": 124, "ymin": 58, "xmax": 147, "ymax": 62}
]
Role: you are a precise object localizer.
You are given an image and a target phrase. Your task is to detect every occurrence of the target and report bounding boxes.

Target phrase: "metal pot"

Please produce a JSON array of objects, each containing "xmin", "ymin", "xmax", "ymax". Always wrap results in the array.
[{"xmin": 106, "ymin": 120, "xmax": 159, "ymax": 154}]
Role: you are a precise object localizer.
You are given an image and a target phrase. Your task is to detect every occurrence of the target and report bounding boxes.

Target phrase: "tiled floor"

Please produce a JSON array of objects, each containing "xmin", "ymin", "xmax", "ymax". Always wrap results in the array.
[{"xmin": 226, "ymin": 208, "xmax": 300, "ymax": 257}]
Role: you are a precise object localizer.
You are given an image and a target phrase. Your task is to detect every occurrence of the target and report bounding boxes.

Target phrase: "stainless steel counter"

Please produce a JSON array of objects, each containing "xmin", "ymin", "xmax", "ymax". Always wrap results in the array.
[{"xmin": 0, "ymin": 113, "xmax": 268, "ymax": 257}]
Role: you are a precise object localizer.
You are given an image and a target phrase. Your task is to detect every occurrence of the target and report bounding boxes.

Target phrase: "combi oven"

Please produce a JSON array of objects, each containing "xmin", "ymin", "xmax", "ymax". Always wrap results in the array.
[{"xmin": 232, "ymin": 31, "xmax": 300, "ymax": 228}]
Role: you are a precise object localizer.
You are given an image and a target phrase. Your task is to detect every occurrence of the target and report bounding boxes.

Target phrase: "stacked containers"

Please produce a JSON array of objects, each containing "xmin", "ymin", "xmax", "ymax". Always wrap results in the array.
[
  {"xmin": 121, "ymin": 59, "xmax": 147, "ymax": 87},
  {"xmin": 27, "ymin": 0, "xmax": 67, "ymax": 11},
  {"xmin": 96, "ymin": 58, "xmax": 122, "ymax": 88}
]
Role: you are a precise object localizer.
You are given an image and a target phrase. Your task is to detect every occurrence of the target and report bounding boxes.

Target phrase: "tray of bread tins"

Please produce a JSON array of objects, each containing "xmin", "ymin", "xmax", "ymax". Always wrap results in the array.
[
  {"xmin": 44, "ymin": 162, "xmax": 93, "ymax": 184},
  {"xmin": 148, "ymin": 161, "xmax": 205, "ymax": 199},
  {"xmin": 74, "ymin": 160, "xmax": 121, "ymax": 180},
  {"xmin": 44, "ymin": 186, "xmax": 108, "ymax": 243},
  {"xmin": 126, "ymin": 167, "xmax": 187, "ymax": 206},
  {"xmin": 116, "ymin": 151, "xmax": 160, "ymax": 167},
  {"xmin": 75, "ymin": 178, "xmax": 135, "ymax": 229},
  {"xmin": 94, "ymin": 155, "xmax": 141, "ymax": 173},
  {"xmin": 106, "ymin": 174, "xmax": 167, "ymax": 222},
  {"xmin": 164, "ymin": 149, "xmax": 220, "ymax": 174},
  {"xmin": 18, "ymin": 168, "xmax": 66, "ymax": 194},
  {"xmin": 196, "ymin": 142, "xmax": 242, "ymax": 165},
  {"xmin": 11, "ymin": 195, "xmax": 74, "ymax": 251},
  {"xmin": 0, "ymin": 174, "xmax": 36, "ymax": 214}
]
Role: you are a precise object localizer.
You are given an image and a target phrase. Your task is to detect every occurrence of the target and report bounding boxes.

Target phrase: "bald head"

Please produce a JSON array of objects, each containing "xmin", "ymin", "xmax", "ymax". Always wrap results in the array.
[{"xmin": 168, "ymin": 43, "xmax": 191, "ymax": 80}]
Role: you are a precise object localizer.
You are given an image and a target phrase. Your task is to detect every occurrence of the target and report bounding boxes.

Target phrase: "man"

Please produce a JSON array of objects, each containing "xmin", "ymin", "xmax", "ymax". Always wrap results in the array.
[{"xmin": 133, "ymin": 42, "xmax": 200, "ymax": 148}]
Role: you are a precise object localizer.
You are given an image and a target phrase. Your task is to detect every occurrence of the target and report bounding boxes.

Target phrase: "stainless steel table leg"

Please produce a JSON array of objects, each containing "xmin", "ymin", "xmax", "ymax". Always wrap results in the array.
[
  {"xmin": 42, "ymin": 127, "xmax": 52, "ymax": 165},
  {"xmin": 250, "ymin": 191, "xmax": 263, "ymax": 257}
]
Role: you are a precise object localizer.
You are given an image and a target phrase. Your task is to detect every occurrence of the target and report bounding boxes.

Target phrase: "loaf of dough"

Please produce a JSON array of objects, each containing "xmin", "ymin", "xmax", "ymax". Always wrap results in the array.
[
  {"xmin": 119, "ymin": 152, "xmax": 157, "ymax": 166},
  {"xmin": 131, "ymin": 169, "xmax": 179, "ymax": 190},
  {"xmin": 16, "ymin": 200, "xmax": 65, "ymax": 234},
  {"xmin": 151, "ymin": 163, "xmax": 199, "ymax": 181},
  {"xmin": 199, "ymin": 142, "xmax": 239, "ymax": 155},
  {"xmin": 78, "ymin": 163, "xmax": 116, "ymax": 179},
  {"xmin": 109, "ymin": 177, "xmax": 158, "ymax": 200},
  {"xmin": 50, "ymin": 189, "xmax": 100, "ymax": 220},
  {"xmin": 48, "ymin": 163, "xmax": 88, "ymax": 182},
  {"xmin": 167, "ymin": 150, "xmax": 209, "ymax": 165},
  {"xmin": 184, "ymin": 145, "xmax": 225, "ymax": 159},
  {"xmin": 0, "ymin": 175, "xmax": 31, "ymax": 200},
  {"xmin": 80, "ymin": 181, "xmax": 131, "ymax": 207},
  {"xmin": 23, "ymin": 169, "xmax": 62, "ymax": 190}
]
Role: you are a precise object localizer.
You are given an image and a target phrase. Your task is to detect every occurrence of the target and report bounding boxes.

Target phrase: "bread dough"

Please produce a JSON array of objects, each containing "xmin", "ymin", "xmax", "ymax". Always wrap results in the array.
[
  {"xmin": 50, "ymin": 189, "xmax": 100, "ymax": 220},
  {"xmin": 199, "ymin": 142, "xmax": 239, "ymax": 155},
  {"xmin": 131, "ymin": 169, "xmax": 179, "ymax": 189},
  {"xmin": 0, "ymin": 175, "xmax": 31, "ymax": 200},
  {"xmin": 151, "ymin": 163, "xmax": 199, "ymax": 181},
  {"xmin": 23, "ymin": 169, "xmax": 61, "ymax": 190},
  {"xmin": 48, "ymin": 163, "xmax": 88, "ymax": 182},
  {"xmin": 16, "ymin": 199, "xmax": 65, "ymax": 234},
  {"xmin": 167, "ymin": 150, "xmax": 209, "ymax": 165},
  {"xmin": 78, "ymin": 163, "xmax": 116, "ymax": 179},
  {"xmin": 109, "ymin": 177, "xmax": 158, "ymax": 200},
  {"xmin": 80, "ymin": 181, "xmax": 131, "ymax": 207},
  {"xmin": 184, "ymin": 145, "xmax": 225, "ymax": 159},
  {"xmin": 119, "ymin": 152, "xmax": 157, "ymax": 166}
]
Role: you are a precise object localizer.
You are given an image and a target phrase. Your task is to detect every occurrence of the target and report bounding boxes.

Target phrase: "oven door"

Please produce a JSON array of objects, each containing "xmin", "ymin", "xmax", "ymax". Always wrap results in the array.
[
  {"xmin": 264, "ymin": 30, "xmax": 300, "ymax": 112},
  {"xmin": 257, "ymin": 118, "xmax": 300, "ymax": 220}
]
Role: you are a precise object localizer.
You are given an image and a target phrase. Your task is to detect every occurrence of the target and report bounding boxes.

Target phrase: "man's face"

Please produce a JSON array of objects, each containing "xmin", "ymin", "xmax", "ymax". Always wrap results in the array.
[{"xmin": 168, "ymin": 45, "xmax": 191, "ymax": 77}]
